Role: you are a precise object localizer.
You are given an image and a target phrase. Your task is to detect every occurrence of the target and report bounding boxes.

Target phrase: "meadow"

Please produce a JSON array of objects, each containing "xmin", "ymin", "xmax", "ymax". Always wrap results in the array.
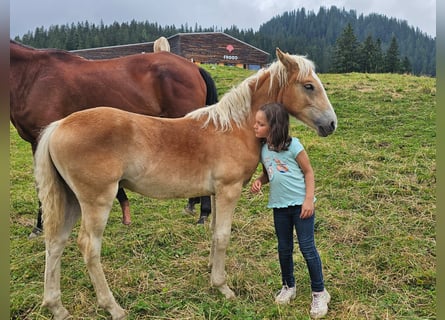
[{"xmin": 10, "ymin": 65, "xmax": 436, "ymax": 319}]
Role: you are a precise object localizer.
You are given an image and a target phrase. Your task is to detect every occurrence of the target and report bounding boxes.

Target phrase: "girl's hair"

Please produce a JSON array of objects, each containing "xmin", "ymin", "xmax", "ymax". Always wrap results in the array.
[{"xmin": 259, "ymin": 103, "xmax": 291, "ymax": 151}]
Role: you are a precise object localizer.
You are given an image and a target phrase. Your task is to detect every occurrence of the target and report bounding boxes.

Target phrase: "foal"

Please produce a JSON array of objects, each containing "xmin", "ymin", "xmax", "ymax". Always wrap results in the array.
[{"xmin": 34, "ymin": 48, "xmax": 337, "ymax": 319}]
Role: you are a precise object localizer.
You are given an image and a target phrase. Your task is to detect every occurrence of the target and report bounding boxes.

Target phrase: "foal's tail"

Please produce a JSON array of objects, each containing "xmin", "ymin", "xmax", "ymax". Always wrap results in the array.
[
  {"xmin": 34, "ymin": 121, "xmax": 68, "ymax": 239},
  {"xmin": 198, "ymin": 67, "xmax": 218, "ymax": 105}
]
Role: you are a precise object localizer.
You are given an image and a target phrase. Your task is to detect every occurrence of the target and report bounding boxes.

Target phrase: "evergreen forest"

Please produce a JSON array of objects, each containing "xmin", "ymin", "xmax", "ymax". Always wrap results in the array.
[{"xmin": 13, "ymin": 6, "xmax": 435, "ymax": 76}]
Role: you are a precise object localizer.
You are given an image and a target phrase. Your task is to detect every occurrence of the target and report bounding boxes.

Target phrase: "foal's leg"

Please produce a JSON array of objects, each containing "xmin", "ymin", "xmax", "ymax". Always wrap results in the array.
[
  {"xmin": 210, "ymin": 186, "xmax": 242, "ymax": 299},
  {"xmin": 42, "ymin": 196, "xmax": 80, "ymax": 319},
  {"xmin": 77, "ymin": 201, "xmax": 126, "ymax": 320}
]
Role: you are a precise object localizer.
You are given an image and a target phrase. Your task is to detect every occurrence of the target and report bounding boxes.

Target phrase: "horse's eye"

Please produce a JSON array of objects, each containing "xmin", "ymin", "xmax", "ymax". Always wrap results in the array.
[{"xmin": 304, "ymin": 84, "xmax": 314, "ymax": 91}]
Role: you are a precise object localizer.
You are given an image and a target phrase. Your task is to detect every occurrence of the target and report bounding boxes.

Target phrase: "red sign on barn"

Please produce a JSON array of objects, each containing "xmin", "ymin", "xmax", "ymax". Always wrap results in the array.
[{"xmin": 226, "ymin": 44, "xmax": 234, "ymax": 53}]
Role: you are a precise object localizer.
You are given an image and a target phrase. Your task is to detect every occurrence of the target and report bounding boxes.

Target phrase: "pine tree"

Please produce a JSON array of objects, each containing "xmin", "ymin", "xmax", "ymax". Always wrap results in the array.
[
  {"xmin": 401, "ymin": 56, "xmax": 412, "ymax": 74},
  {"xmin": 373, "ymin": 39, "xmax": 385, "ymax": 72},
  {"xmin": 358, "ymin": 35, "xmax": 376, "ymax": 73},
  {"xmin": 385, "ymin": 36, "xmax": 401, "ymax": 73},
  {"xmin": 331, "ymin": 23, "xmax": 360, "ymax": 73}
]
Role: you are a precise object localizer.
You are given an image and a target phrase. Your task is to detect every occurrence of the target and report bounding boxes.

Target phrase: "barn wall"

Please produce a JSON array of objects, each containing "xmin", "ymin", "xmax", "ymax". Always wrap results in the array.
[
  {"xmin": 72, "ymin": 32, "xmax": 269, "ymax": 68},
  {"xmin": 169, "ymin": 33, "xmax": 269, "ymax": 68}
]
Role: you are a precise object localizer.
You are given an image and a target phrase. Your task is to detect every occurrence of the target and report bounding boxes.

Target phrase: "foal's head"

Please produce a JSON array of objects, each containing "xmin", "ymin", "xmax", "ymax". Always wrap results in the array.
[{"xmin": 273, "ymin": 48, "xmax": 337, "ymax": 137}]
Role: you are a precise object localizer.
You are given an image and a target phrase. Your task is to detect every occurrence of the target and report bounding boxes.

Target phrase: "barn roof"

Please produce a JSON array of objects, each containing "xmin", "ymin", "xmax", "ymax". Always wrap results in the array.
[
  {"xmin": 168, "ymin": 32, "xmax": 270, "ymax": 55},
  {"xmin": 71, "ymin": 32, "xmax": 269, "ymax": 67}
]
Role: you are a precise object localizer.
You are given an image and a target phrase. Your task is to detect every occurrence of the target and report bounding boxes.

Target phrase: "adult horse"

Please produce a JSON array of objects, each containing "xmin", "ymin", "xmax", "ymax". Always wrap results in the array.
[
  {"xmin": 10, "ymin": 39, "xmax": 217, "ymax": 236},
  {"xmin": 34, "ymin": 48, "xmax": 337, "ymax": 319}
]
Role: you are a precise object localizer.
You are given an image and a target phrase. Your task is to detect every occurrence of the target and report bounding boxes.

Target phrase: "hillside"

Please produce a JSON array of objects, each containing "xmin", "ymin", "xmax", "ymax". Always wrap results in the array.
[
  {"xmin": 10, "ymin": 66, "xmax": 436, "ymax": 319},
  {"xmin": 14, "ymin": 6, "xmax": 435, "ymax": 76},
  {"xmin": 228, "ymin": 6, "xmax": 435, "ymax": 75}
]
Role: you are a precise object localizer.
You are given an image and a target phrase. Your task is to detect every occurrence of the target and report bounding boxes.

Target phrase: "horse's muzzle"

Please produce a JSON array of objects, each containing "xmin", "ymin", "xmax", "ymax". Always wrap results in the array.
[{"xmin": 317, "ymin": 121, "xmax": 336, "ymax": 137}]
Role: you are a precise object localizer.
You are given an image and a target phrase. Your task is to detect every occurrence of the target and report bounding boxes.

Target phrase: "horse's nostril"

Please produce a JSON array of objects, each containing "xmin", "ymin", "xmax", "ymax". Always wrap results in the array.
[{"xmin": 330, "ymin": 121, "xmax": 336, "ymax": 130}]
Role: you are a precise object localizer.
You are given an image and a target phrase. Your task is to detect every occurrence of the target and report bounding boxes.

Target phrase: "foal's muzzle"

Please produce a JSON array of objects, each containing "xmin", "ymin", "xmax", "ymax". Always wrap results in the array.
[{"xmin": 317, "ymin": 121, "xmax": 336, "ymax": 137}]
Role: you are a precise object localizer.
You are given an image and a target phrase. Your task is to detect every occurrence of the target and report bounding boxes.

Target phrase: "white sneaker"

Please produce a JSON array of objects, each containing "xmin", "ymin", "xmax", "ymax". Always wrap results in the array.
[
  {"xmin": 310, "ymin": 289, "xmax": 331, "ymax": 318},
  {"xmin": 275, "ymin": 285, "xmax": 296, "ymax": 304}
]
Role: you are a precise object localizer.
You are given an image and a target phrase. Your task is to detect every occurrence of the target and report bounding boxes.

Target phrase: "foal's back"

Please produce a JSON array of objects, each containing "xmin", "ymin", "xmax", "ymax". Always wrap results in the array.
[{"xmin": 48, "ymin": 107, "xmax": 260, "ymax": 199}]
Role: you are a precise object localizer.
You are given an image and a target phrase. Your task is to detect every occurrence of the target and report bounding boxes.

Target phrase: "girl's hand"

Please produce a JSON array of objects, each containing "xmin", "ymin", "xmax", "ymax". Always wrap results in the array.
[
  {"xmin": 300, "ymin": 199, "xmax": 315, "ymax": 219},
  {"xmin": 251, "ymin": 179, "xmax": 262, "ymax": 193}
]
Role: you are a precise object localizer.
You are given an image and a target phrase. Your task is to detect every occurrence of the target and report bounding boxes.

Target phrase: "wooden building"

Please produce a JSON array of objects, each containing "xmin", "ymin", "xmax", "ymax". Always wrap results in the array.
[{"xmin": 72, "ymin": 32, "xmax": 270, "ymax": 70}]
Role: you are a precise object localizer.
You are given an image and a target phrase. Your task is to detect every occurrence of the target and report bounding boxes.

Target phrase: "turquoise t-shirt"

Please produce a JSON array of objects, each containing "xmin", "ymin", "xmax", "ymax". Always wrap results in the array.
[{"xmin": 261, "ymin": 137, "xmax": 314, "ymax": 208}]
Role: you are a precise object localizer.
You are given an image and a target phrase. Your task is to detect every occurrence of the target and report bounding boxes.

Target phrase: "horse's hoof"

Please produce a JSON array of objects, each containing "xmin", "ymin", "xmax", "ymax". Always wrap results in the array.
[
  {"xmin": 43, "ymin": 304, "xmax": 71, "ymax": 320},
  {"xmin": 110, "ymin": 307, "xmax": 127, "ymax": 320},
  {"xmin": 183, "ymin": 204, "xmax": 196, "ymax": 215},
  {"xmin": 28, "ymin": 227, "xmax": 43, "ymax": 239},
  {"xmin": 196, "ymin": 215, "xmax": 208, "ymax": 225},
  {"xmin": 217, "ymin": 284, "xmax": 236, "ymax": 299},
  {"xmin": 225, "ymin": 290, "xmax": 236, "ymax": 299}
]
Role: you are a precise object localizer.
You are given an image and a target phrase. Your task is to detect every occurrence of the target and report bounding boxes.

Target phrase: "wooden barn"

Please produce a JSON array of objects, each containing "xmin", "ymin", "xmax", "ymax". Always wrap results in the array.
[{"xmin": 72, "ymin": 32, "xmax": 270, "ymax": 70}]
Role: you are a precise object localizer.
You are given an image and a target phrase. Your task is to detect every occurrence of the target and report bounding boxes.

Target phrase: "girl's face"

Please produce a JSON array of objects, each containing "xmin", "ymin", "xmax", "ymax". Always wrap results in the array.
[{"xmin": 254, "ymin": 110, "xmax": 270, "ymax": 139}]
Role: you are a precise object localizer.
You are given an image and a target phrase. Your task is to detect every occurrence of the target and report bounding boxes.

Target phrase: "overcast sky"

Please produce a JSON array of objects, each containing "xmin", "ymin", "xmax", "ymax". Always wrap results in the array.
[{"xmin": 10, "ymin": 0, "xmax": 436, "ymax": 39}]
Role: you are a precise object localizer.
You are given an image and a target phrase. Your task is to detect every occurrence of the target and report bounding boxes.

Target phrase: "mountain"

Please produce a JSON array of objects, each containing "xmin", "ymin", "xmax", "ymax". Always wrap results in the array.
[
  {"xmin": 14, "ymin": 6, "xmax": 435, "ymax": 76},
  {"xmin": 227, "ymin": 7, "xmax": 435, "ymax": 75}
]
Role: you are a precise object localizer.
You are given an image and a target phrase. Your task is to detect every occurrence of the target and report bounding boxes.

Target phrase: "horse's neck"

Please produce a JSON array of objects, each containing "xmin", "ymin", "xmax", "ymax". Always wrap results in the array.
[
  {"xmin": 10, "ymin": 45, "xmax": 30, "ymax": 63},
  {"xmin": 249, "ymin": 70, "xmax": 281, "ymax": 114},
  {"xmin": 232, "ymin": 70, "xmax": 281, "ymax": 142},
  {"xmin": 9, "ymin": 57, "xmax": 27, "ymax": 94},
  {"xmin": 9, "ymin": 46, "xmax": 42, "ymax": 108}
]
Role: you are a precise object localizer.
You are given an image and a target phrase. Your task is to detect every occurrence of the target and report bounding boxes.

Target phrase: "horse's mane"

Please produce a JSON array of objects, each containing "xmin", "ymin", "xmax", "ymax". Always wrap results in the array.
[{"xmin": 185, "ymin": 54, "xmax": 315, "ymax": 131}]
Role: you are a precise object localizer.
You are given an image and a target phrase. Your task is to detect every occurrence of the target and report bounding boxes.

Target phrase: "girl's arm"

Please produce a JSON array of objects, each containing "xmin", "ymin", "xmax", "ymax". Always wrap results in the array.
[
  {"xmin": 296, "ymin": 150, "xmax": 315, "ymax": 219},
  {"xmin": 251, "ymin": 164, "xmax": 269, "ymax": 193}
]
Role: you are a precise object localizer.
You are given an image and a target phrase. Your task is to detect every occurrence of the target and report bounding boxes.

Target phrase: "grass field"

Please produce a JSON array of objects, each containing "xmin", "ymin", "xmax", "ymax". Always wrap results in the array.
[{"xmin": 10, "ymin": 65, "xmax": 436, "ymax": 319}]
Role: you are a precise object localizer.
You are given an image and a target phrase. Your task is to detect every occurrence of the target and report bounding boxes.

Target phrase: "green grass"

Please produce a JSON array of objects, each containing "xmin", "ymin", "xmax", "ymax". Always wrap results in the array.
[{"xmin": 10, "ymin": 67, "xmax": 436, "ymax": 319}]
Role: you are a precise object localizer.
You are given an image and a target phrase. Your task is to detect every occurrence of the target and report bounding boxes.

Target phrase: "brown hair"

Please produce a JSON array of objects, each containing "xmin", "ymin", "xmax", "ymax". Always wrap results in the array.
[{"xmin": 259, "ymin": 103, "xmax": 291, "ymax": 151}]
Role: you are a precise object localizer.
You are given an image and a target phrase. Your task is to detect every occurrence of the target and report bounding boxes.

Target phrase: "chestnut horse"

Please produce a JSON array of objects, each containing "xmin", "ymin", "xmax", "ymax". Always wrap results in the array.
[
  {"xmin": 10, "ymin": 39, "xmax": 217, "ymax": 236},
  {"xmin": 34, "ymin": 49, "xmax": 337, "ymax": 319}
]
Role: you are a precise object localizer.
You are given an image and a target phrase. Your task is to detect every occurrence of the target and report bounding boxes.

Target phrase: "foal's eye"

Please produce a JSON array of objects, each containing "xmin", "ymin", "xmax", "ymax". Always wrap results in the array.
[{"xmin": 304, "ymin": 84, "xmax": 314, "ymax": 91}]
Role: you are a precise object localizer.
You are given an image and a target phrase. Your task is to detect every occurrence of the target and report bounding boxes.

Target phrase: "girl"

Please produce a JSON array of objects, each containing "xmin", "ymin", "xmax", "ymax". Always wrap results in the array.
[{"xmin": 251, "ymin": 103, "xmax": 330, "ymax": 318}]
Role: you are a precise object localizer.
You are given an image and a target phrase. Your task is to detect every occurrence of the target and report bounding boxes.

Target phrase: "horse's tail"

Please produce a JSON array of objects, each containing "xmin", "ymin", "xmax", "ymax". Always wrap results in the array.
[
  {"xmin": 34, "ymin": 121, "xmax": 68, "ymax": 239},
  {"xmin": 198, "ymin": 67, "xmax": 218, "ymax": 105},
  {"xmin": 153, "ymin": 36, "xmax": 170, "ymax": 52}
]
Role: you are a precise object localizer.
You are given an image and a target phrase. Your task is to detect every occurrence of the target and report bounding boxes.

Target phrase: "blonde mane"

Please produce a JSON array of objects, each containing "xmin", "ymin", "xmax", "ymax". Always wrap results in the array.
[{"xmin": 185, "ymin": 54, "xmax": 315, "ymax": 131}]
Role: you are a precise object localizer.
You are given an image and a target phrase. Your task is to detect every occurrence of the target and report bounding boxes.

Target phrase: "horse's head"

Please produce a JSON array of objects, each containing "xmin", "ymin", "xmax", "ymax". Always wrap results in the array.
[{"xmin": 275, "ymin": 48, "xmax": 337, "ymax": 137}]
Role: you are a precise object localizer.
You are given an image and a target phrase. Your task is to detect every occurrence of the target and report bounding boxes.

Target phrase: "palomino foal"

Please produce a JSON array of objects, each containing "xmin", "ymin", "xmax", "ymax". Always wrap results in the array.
[{"xmin": 34, "ymin": 48, "xmax": 337, "ymax": 319}]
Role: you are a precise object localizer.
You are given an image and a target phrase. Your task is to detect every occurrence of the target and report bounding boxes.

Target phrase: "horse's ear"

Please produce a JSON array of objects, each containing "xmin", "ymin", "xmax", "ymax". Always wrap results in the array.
[
  {"xmin": 276, "ymin": 48, "xmax": 298, "ymax": 72},
  {"xmin": 276, "ymin": 48, "xmax": 285, "ymax": 61}
]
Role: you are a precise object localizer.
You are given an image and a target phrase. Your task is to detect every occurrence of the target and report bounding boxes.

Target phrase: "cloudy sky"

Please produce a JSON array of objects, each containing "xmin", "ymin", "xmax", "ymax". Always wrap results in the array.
[{"xmin": 10, "ymin": 0, "xmax": 436, "ymax": 38}]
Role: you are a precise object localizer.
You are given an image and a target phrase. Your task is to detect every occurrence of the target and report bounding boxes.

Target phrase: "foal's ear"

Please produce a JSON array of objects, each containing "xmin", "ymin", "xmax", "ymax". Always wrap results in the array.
[
  {"xmin": 276, "ymin": 48, "xmax": 299, "ymax": 72},
  {"xmin": 276, "ymin": 48, "xmax": 286, "ymax": 61}
]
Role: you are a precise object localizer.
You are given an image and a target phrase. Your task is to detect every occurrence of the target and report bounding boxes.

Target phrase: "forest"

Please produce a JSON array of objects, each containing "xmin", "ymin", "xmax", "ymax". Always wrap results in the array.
[{"xmin": 13, "ymin": 6, "xmax": 435, "ymax": 76}]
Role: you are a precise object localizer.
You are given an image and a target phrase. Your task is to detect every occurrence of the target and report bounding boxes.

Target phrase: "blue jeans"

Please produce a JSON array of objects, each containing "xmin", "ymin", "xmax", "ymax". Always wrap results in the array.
[{"xmin": 273, "ymin": 205, "xmax": 325, "ymax": 292}]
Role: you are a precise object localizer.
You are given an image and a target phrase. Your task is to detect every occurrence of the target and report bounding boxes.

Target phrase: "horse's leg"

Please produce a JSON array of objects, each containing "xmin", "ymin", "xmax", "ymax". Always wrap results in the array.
[
  {"xmin": 208, "ymin": 195, "xmax": 216, "ymax": 268},
  {"xmin": 184, "ymin": 197, "xmax": 199, "ymax": 215},
  {"xmin": 29, "ymin": 144, "xmax": 44, "ymax": 239},
  {"xmin": 77, "ymin": 200, "xmax": 126, "ymax": 320},
  {"xmin": 28, "ymin": 199, "xmax": 43, "ymax": 239},
  {"xmin": 196, "ymin": 196, "xmax": 211, "ymax": 224},
  {"xmin": 42, "ymin": 195, "xmax": 80, "ymax": 319},
  {"xmin": 210, "ymin": 185, "xmax": 242, "ymax": 299},
  {"xmin": 201, "ymin": 196, "xmax": 212, "ymax": 217},
  {"xmin": 116, "ymin": 188, "xmax": 131, "ymax": 225}
]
